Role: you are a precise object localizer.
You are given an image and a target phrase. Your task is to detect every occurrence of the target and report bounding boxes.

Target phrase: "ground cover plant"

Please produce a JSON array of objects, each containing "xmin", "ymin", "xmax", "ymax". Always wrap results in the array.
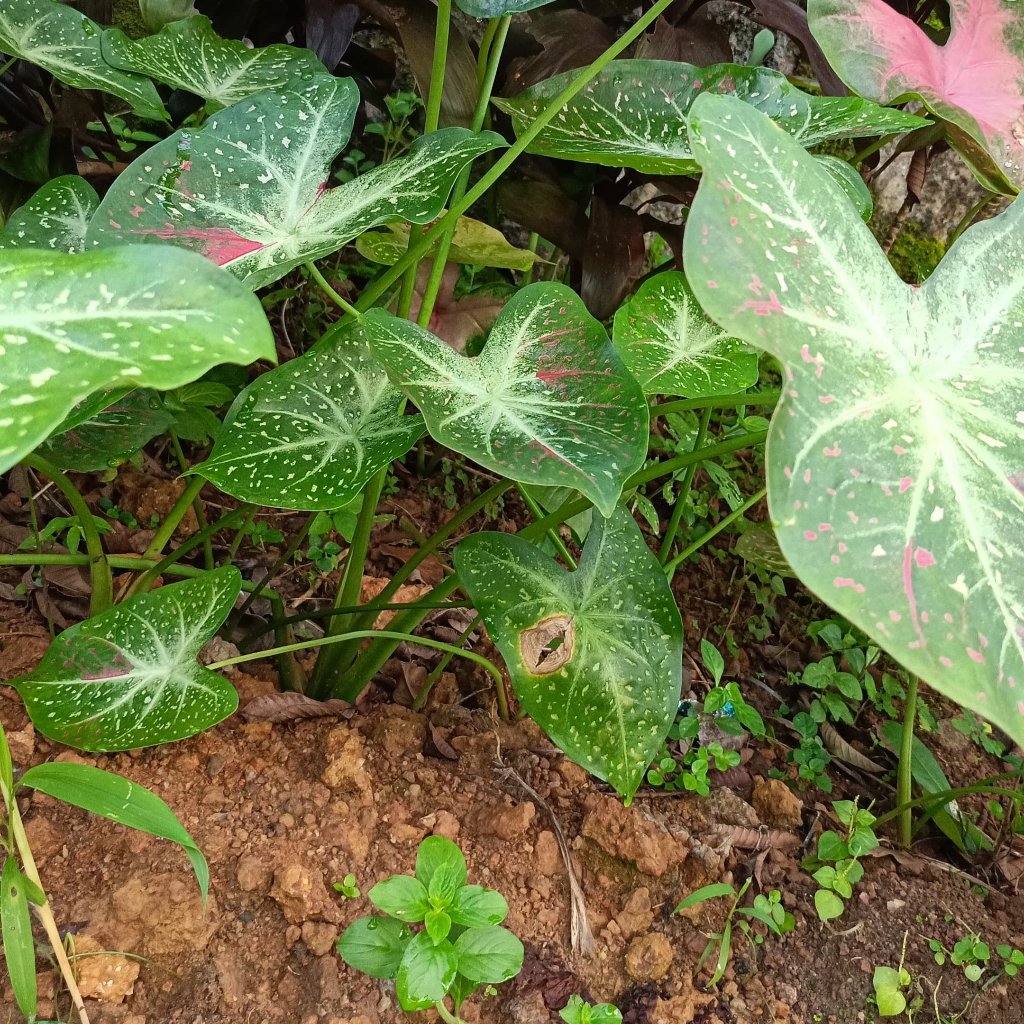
[{"xmin": 1, "ymin": 0, "xmax": 1024, "ymax": 1021}]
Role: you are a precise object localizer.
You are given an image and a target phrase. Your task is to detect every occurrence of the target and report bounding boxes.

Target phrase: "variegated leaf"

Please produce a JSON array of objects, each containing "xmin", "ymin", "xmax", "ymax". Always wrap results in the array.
[
  {"xmin": 493, "ymin": 60, "xmax": 929, "ymax": 175},
  {"xmin": 613, "ymin": 271, "xmax": 758, "ymax": 397},
  {"xmin": 200, "ymin": 321, "xmax": 425, "ymax": 510},
  {"xmin": 0, "ymin": 0, "xmax": 165, "ymax": 120},
  {"xmin": 102, "ymin": 15, "xmax": 327, "ymax": 110},
  {"xmin": 367, "ymin": 283, "xmax": 648, "ymax": 517},
  {"xmin": 0, "ymin": 176, "xmax": 98, "ymax": 254},
  {"xmin": 685, "ymin": 94, "xmax": 1024, "ymax": 747},
  {"xmin": 455, "ymin": 509, "xmax": 683, "ymax": 800},
  {"xmin": 86, "ymin": 78, "xmax": 505, "ymax": 290},
  {"xmin": 809, "ymin": 0, "xmax": 1024, "ymax": 192},
  {"xmin": 455, "ymin": 0, "xmax": 558, "ymax": 15}
]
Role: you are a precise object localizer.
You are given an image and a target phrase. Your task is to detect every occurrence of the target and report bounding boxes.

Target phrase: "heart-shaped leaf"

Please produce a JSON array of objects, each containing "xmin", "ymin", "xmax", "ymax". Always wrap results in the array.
[
  {"xmin": 367, "ymin": 283, "xmax": 647, "ymax": 517},
  {"xmin": 612, "ymin": 271, "xmax": 758, "ymax": 397},
  {"xmin": 102, "ymin": 15, "xmax": 327, "ymax": 110},
  {"xmin": 87, "ymin": 77, "xmax": 505, "ymax": 290},
  {"xmin": 808, "ymin": 0, "xmax": 1024, "ymax": 192},
  {"xmin": 455, "ymin": 0, "xmax": 558, "ymax": 17},
  {"xmin": 454, "ymin": 509, "xmax": 682, "ymax": 799},
  {"xmin": 0, "ymin": 246, "xmax": 275, "ymax": 474},
  {"xmin": 0, "ymin": 176, "xmax": 98, "ymax": 253},
  {"xmin": 493, "ymin": 60, "xmax": 929, "ymax": 175},
  {"xmin": 684, "ymin": 94, "xmax": 1024, "ymax": 747},
  {"xmin": 39, "ymin": 389, "xmax": 175, "ymax": 472},
  {"xmin": 15, "ymin": 567, "xmax": 241, "ymax": 751},
  {"xmin": 199, "ymin": 321, "xmax": 424, "ymax": 510},
  {"xmin": 0, "ymin": 0, "xmax": 166, "ymax": 120}
]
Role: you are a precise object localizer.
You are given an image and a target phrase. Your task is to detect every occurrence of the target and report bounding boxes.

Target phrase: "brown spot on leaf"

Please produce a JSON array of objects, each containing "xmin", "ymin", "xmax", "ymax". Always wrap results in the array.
[{"xmin": 520, "ymin": 614, "xmax": 575, "ymax": 675}]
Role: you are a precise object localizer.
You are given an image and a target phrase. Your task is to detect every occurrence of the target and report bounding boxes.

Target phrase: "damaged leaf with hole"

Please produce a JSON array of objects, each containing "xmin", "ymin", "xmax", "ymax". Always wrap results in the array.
[{"xmin": 455, "ymin": 510, "xmax": 682, "ymax": 801}]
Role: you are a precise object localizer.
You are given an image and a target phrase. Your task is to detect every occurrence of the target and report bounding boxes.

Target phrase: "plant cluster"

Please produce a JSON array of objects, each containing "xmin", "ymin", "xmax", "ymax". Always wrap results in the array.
[{"xmin": 802, "ymin": 800, "xmax": 878, "ymax": 922}]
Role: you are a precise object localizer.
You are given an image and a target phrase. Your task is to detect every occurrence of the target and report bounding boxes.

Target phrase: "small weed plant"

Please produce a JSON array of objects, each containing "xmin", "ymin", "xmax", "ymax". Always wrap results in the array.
[{"xmin": 803, "ymin": 800, "xmax": 878, "ymax": 922}]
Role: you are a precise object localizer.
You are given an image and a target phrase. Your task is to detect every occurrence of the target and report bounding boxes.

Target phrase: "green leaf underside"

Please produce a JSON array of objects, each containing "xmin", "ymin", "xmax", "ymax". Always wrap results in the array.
[
  {"xmin": 0, "ymin": 0, "xmax": 165, "ymax": 120},
  {"xmin": 684, "ymin": 94, "xmax": 1024, "ymax": 747},
  {"xmin": 397, "ymin": 932, "xmax": 458, "ymax": 1011},
  {"xmin": 87, "ymin": 77, "xmax": 505, "ymax": 290},
  {"xmin": 454, "ymin": 510, "xmax": 682, "ymax": 799},
  {"xmin": 0, "ymin": 176, "xmax": 98, "ymax": 254},
  {"xmin": 1, "ymin": 857, "xmax": 36, "ymax": 1017},
  {"xmin": 0, "ymin": 246, "xmax": 275, "ymax": 474},
  {"xmin": 40, "ymin": 389, "xmax": 175, "ymax": 472},
  {"xmin": 612, "ymin": 271, "xmax": 758, "ymax": 397},
  {"xmin": 337, "ymin": 916, "xmax": 410, "ymax": 979},
  {"xmin": 102, "ymin": 15, "xmax": 327, "ymax": 109},
  {"xmin": 368, "ymin": 283, "xmax": 647, "ymax": 517},
  {"xmin": 493, "ymin": 60, "xmax": 929, "ymax": 175},
  {"xmin": 456, "ymin": 0, "xmax": 558, "ymax": 16},
  {"xmin": 808, "ymin": 0, "xmax": 1024, "ymax": 191},
  {"xmin": 18, "ymin": 761, "xmax": 209, "ymax": 898},
  {"xmin": 201, "ymin": 321, "xmax": 424, "ymax": 511},
  {"xmin": 16, "ymin": 568, "xmax": 241, "ymax": 751},
  {"xmin": 818, "ymin": 156, "xmax": 874, "ymax": 221}
]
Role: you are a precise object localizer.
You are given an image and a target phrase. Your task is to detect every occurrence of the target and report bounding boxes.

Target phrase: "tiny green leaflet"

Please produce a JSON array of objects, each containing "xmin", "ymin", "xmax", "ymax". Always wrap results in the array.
[
  {"xmin": 199, "ymin": 321, "xmax": 425, "ymax": 511},
  {"xmin": 367, "ymin": 283, "xmax": 647, "ymax": 517},
  {"xmin": 0, "ymin": 175, "xmax": 98, "ymax": 254},
  {"xmin": 684, "ymin": 92, "xmax": 1024, "ymax": 747},
  {"xmin": 455, "ymin": 509, "xmax": 682, "ymax": 800},
  {"xmin": 1, "ymin": 857, "xmax": 36, "ymax": 1018},
  {"xmin": 15, "ymin": 568, "xmax": 242, "ymax": 751}
]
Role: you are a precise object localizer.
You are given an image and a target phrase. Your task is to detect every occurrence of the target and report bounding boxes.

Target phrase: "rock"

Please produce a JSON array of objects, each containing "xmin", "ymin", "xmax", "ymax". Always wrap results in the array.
[
  {"xmin": 215, "ymin": 953, "xmax": 247, "ymax": 1013},
  {"xmin": 751, "ymin": 778, "xmax": 804, "ymax": 831},
  {"xmin": 430, "ymin": 809, "xmax": 461, "ymax": 841},
  {"xmin": 580, "ymin": 795, "xmax": 688, "ymax": 877},
  {"xmin": 625, "ymin": 932, "xmax": 674, "ymax": 982},
  {"xmin": 74, "ymin": 935, "xmax": 140, "ymax": 1003},
  {"xmin": 616, "ymin": 887, "xmax": 655, "ymax": 938},
  {"xmin": 6, "ymin": 725, "xmax": 34, "ymax": 766},
  {"xmin": 535, "ymin": 830, "xmax": 561, "ymax": 876},
  {"xmin": 321, "ymin": 728, "xmax": 374, "ymax": 807},
  {"xmin": 935, "ymin": 718, "xmax": 974, "ymax": 756},
  {"xmin": 22, "ymin": 816, "xmax": 63, "ymax": 862},
  {"xmin": 482, "ymin": 801, "xmax": 535, "ymax": 841},
  {"xmin": 270, "ymin": 862, "xmax": 341, "ymax": 924},
  {"xmin": 302, "ymin": 921, "xmax": 338, "ymax": 956},
  {"xmin": 362, "ymin": 705, "xmax": 427, "ymax": 757},
  {"xmin": 650, "ymin": 990, "xmax": 714, "ymax": 1023},
  {"xmin": 706, "ymin": 787, "xmax": 759, "ymax": 827},
  {"xmin": 110, "ymin": 873, "xmax": 217, "ymax": 954},
  {"xmin": 236, "ymin": 854, "xmax": 273, "ymax": 892}
]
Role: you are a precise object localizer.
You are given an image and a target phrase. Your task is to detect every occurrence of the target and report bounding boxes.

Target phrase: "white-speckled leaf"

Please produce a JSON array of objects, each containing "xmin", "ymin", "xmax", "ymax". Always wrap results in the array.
[
  {"xmin": 0, "ymin": 0, "xmax": 166, "ymax": 120},
  {"xmin": 613, "ymin": 271, "xmax": 758, "ymax": 397},
  {"xmin": 86, "ymin": 77, "xmax": 506, "ymax": 290},
  {"xmin": 0, "ymin": 176, "xmax": 98, "ymax": 253},
  {"xmin": 684, "ymin": 94, "xmax": 1024, "ymax": 747},
  {"xmin": 455, "ymin": 509, "xmax": 682, "ymax": 800},
  {"xmin": 0, "ymin": 246, "xmax": 275, "ymax": 474},
  {"xmin": 493, "ymin": 60, "xmax": 929, "ymax": 175},
  {"xmin": 15, "ymin": 568, "xmax": 241, "ymax": 750},
  {"xmin": 818, "ymin": 156, "xmax": 873, "ymax": 221},
  {"xmin": 102, "ymin": 15, "xmax": 327, "ymax": 110},
  {"xmin": 455, "ymin": 0, "xmax": 557, "ymax": 16},
  {"xmin": 366, "ymin": 283, "xmax": 648, "ymax": 517},
  {"xmin": 200, "ymin": 320, "xmax": 425, "ymax": 510}
]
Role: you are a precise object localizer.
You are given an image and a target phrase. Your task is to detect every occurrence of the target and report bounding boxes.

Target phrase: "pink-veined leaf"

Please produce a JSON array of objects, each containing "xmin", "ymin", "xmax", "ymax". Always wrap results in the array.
[
  {"xmin": 366, "ymin": 283, "xmax": 648, "ymax": 517},
  {"xmin": 808, "ymin": 0, "xmax": 1024, "ymax": 192},
  {"xmin": 684, "ymin": 94, "xmax": 1024, "ymax": 748}
]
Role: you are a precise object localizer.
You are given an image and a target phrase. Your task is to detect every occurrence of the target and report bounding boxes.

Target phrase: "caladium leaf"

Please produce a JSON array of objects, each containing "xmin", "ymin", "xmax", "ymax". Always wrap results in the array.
[
  {"xmin": 0, "ymin": 176, "xmax": 98, "ymax": 253},
  {"xmin": 0, "ymin": 246, "xmax": 274, "ymax": 474},
  {"xmin": 612, "ymin": 271, "xmax": 758, "ymax": 397},
  {"xmin": 87, "ymin": 77, "xmax": 505, "ymax": 290},
  {"xmin": 493, "ymin": 60, "xmax": 929, "ymax": 175},
  {"xmin": 455, "ymin": 509, "xmax": 682, "ymax": 800},
  {"xmin": 102, "ymin": 15, "xmax": 327, "ymax": 110},
  {"xmin": 455, "ymin": 0, "xmax": 557, "ymax": 16},
  {"xmin": 684, "ymin": 94, "xmax": 1024, "ymax": 747},
  {"xmin": 808, "ymin": 0, "xmax": 1024, "ymax": 192},
  {"xmin": 366, "ymin": 283, "xmax": 648, "ymax": 517},
  {"xmin": 15, "ymin": 568, "xmax": 241, "ymax": 750},
  {"xmin": 0, "ymin": 0, "xmax": 166, "ymax": 121},
  {"xmin": 39, "ymin": 390, "xmax": 175, "ymax": 473},
  {"xmin": 199, "ymin": 321, "xmax": 425, "ymax": 511}
]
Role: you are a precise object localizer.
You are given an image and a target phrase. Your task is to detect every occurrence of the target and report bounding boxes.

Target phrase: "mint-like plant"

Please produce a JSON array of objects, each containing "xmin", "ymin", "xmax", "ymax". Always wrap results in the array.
[{"xmin": 337, "ymin": 836, "xmax": 523, "ymax": 1021}]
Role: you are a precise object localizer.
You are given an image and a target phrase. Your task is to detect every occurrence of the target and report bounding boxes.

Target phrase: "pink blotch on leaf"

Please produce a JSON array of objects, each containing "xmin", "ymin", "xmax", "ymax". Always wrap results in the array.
[
  {"xmin": 834, "ymin": 577, "xmax": 865, "ymax": 592},
  {"xmin": 899, "ymin": 477, "xmax": 913, "ymax": 493},
  {"xmin": 130, "ymin": 224, "xmax": 263, "ymax": 264},
  {"xmin": 823, "ymin": 444, "xmax": 841, "ymax": 457},
  {"xmin": 940, "ymin": 656, "xmax": 953, "ymax": 667},
  {"xmin": 967, "ymin": 647, "xmax": 985, "ymax": 664},
  {"xmin": 741, "ymin": 291, "xmax": 783, "ymax": 316},
  {"xmin": 914, "ymin": 547, "xmax": 936, "ymax": 568},
  {"xmin": 804, "ymin": 530, "xmax": 818, "ymax": 541}
]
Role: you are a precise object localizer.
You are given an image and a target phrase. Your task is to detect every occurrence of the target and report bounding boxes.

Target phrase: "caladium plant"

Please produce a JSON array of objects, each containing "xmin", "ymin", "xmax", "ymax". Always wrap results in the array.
[
  {"xmin": 455, "ymin": 0, "xmax": 559, "ymax": 17},
  {"xmin": 808, "ymin": 0, "xmax": 1024, "ymax": 193},
  {"xmin": 0, "ymin": 176, "xmax": 98, "ymax": 254},
  {"xmin": 685, "ymin": 94, "xmax": 1024, "ymax": 748}
]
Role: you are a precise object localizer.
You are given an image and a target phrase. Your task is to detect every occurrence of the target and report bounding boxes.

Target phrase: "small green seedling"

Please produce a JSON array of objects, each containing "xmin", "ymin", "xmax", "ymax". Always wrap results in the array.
[
  {"xmin": 333, "ymin": 873, "xmax": 360, "ymax": 899},
  {"xmin": 803, "ymin": 799, "xmax": 877, "ymax": 922},
  {"xmin": 929, "ymin": 928, "xmax": 1023, "ymax": 986},
  {"xmin": 337, "ymin": 836, "xmax": 523, "ymax": 1022},
  {"xmin": 873, "ymin": 932, "xmax": 915, "ymax": 1018},
  {"xmin": 560, "ymin": 994, "xmax": 623, "ymax": 1024},
  {"xmin": 674, "ymin": 878, "xmax": 794, "ymax": 986}
]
